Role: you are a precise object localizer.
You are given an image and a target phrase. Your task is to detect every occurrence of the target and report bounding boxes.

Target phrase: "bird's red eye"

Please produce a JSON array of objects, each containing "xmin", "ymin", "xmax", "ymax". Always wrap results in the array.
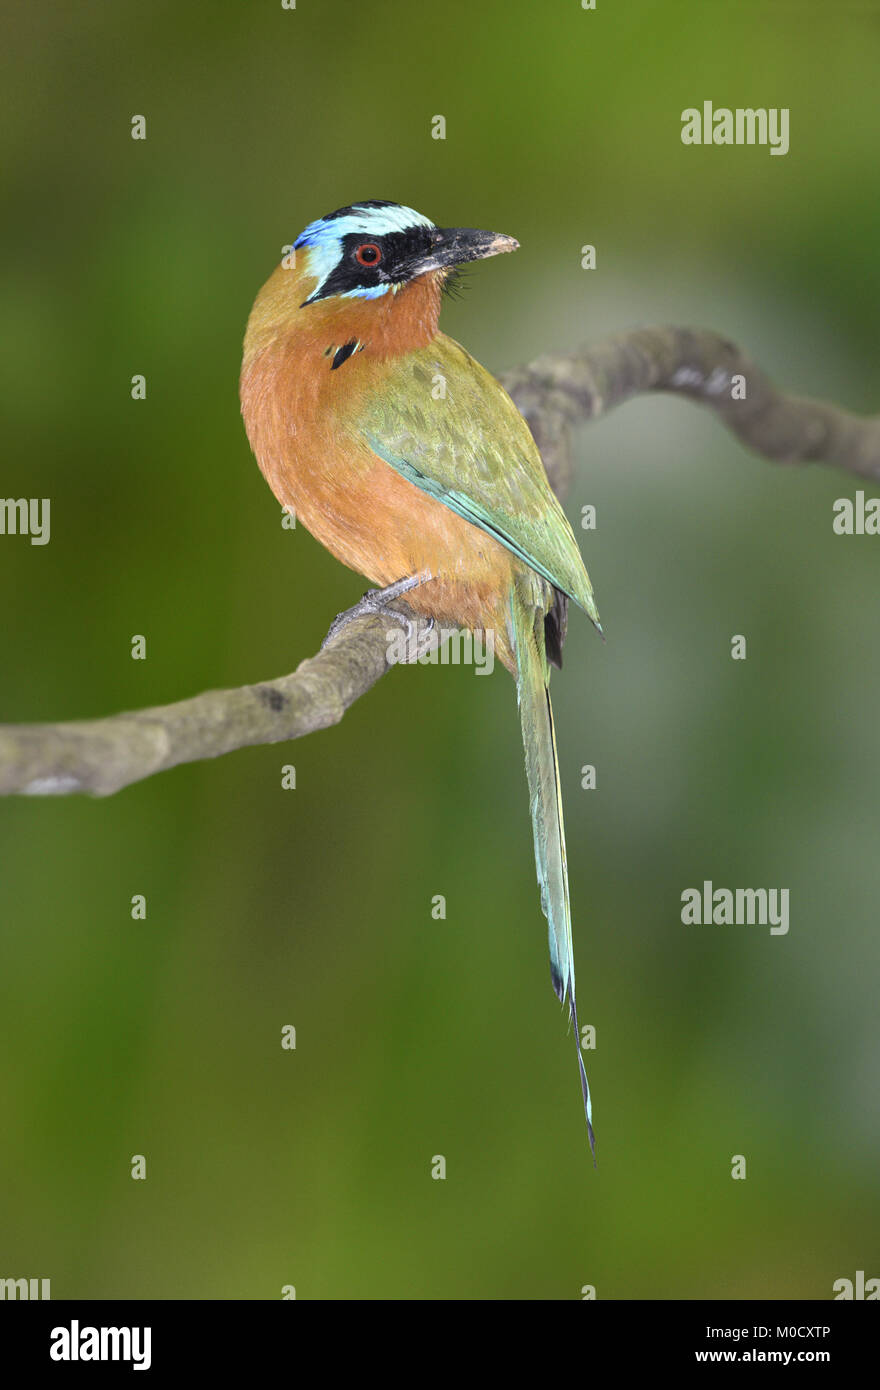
[{"xmin": 355, "ymin": 242, "xmax": 382, "ymax": 267}]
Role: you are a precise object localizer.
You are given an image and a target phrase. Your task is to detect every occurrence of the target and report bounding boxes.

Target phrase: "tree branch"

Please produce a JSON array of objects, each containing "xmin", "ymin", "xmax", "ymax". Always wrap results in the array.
[
  {"xmin": 504, "ymin": 325, "xmax": 880, "ymax": 491},
  {"xmin": 0, "ymin": 609, "xmax": 433, "ymax": 797},
  {"xmin": 3, "ymin": 326, "xmax": 878, "ymax": 797}
]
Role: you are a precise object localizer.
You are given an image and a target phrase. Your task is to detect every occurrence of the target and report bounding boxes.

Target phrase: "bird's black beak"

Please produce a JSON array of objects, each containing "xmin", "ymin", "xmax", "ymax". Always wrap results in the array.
[{"xmin": 404, "ymin": 227, "xmax": 519, "ymax": 279}]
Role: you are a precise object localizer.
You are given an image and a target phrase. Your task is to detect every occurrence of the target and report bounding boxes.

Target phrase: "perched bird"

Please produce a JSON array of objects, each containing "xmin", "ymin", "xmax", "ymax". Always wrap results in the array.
[{"xmin": 241, "ymin": 201, "xmax": 601, "ymax": 1155}]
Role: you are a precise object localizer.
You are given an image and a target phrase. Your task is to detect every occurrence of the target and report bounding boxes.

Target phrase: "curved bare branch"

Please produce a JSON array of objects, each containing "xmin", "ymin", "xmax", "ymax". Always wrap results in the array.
[{"xmin": 2, "ymin": 325, "xmax": 876, "ymax": 797}]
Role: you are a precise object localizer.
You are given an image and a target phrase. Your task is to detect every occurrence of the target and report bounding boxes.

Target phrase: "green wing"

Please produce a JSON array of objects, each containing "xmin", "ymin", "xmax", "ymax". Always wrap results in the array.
[{"xmin": 359, "ymin": 334, "xmax": 599, "ymax": 623}]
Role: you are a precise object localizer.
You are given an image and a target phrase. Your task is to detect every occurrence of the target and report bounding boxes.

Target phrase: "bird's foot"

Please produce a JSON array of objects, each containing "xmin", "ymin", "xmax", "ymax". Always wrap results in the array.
[{"xmin": 321, "ymin": 572, "xmax": 432, "ymax": 651}]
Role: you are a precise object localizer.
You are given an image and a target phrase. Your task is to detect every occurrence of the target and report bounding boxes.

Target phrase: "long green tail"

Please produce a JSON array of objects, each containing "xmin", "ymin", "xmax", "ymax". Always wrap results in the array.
[{"xmin": 510, "ymin": 590, "xmax": 596, "ymax": 1160}]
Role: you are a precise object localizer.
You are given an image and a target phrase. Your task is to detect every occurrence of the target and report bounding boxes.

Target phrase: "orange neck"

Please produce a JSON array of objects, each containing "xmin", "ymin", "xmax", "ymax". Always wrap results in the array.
[{"xmin": 242, "ymin": 261, "xmax": 443, "ymax": 369}]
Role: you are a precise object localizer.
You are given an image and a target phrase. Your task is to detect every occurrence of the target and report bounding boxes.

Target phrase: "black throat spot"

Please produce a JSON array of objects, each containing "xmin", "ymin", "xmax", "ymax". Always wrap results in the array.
[{"xmin": 331, "ymin": 341, "xmax": 359, "ymax": 371}]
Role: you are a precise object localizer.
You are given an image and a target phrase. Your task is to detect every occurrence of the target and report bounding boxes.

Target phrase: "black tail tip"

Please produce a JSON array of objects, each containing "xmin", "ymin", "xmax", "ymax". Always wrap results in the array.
[{"xmin": 550, "ymin": 964, "xmax": 565, "ymax": 1003}]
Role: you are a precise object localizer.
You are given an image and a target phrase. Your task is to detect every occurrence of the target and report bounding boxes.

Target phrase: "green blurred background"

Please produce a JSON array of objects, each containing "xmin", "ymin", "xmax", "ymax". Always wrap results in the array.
[{"xmin": 2, "ymin": 0, "xmax": 878, "ymax": 1299}]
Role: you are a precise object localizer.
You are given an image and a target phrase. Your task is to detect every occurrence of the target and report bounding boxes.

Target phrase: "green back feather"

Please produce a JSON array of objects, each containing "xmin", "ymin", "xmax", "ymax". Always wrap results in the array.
[{"xmin": 359, "ymin": 333, "xmax": 600, "ymax": 628}]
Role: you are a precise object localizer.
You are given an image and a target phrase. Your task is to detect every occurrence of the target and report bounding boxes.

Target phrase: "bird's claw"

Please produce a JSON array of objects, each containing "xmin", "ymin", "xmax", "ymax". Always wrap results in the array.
[{"xmin": 321, "ymin": 572, "xmax": 432, "ymax": 651}]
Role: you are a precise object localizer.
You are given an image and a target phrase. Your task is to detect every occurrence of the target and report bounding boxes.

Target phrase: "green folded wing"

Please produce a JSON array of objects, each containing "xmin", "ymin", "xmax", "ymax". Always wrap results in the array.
[{"xmin": 359, "ymin": 334, "xmax": 599, "ymax": 623}]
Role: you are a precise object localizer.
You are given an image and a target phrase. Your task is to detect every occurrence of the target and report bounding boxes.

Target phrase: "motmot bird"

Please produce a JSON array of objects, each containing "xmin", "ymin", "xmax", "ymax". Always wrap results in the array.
[{"xmin": 240, "ymin": 201, "xmax": 601, "ymax": 1155}]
